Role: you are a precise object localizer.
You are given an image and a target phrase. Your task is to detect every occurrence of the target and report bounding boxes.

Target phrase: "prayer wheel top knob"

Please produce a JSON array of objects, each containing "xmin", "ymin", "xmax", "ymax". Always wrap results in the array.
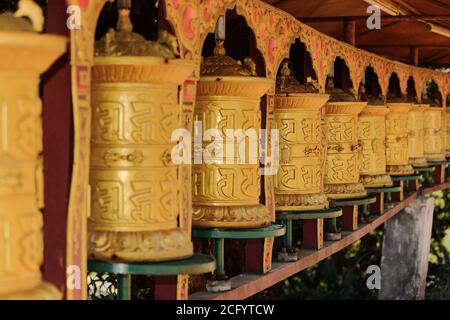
[
  {"xmin": 0, "ymin": 0, "xmax": 43, "ymax": 32},
  {"xmin": 200, "ymin": 39, "xmax": 257, "ymax": 77},
  {"xmin": 95, "ymin": 7, "xmax": 179, "ymax": 58},
  {"xmin": 325, "ymin": 76, "xmax": 358, "ymax": 102},
  {"xmin": 276, "ymin": 60, "xmax": 319, "ymax": 94}
]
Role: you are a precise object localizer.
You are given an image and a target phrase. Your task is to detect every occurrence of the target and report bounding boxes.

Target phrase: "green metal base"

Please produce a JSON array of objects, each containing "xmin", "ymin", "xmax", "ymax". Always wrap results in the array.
[
  {"xmin": 330, "ymin": 195, "xmax": 376, "ymax": 207},
  {"xmin": 192, "ymin": 224, "xmax": 285, "ymax": 292},
  {"xmin": 88, "ymin": 254, "xmax": 215, "ymax": 276},
  {"xmin": 276, "ymin": 207, "xmax": 343, "ymax": 221},
  {"xmin": 88, "ymin": 254, "xmax": 216, "ymax": 300},
  {"xmin": 366, "ymin": 186, "xmax": 402, "ymax": 194},
  {"xmin": 275, "ymin": 208, "xmax": 343, "ymax": 259},
  {"xmin": 391, "ymin": 174, "xmax": 422, "ymax": 182},
  {"xmin": 192, "ymin": 223, "xmax": 285, "ymax": 239}
]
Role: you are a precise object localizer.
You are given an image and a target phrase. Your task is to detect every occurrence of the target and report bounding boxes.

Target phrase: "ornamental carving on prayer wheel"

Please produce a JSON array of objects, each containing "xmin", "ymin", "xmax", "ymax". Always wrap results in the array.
[
  {"xmin": 407, "ymin": 105, "xmax": 428, "ymax": 167},
  {"xmin": 358, "ymin": 106, "xmax": 393, "ymax": 188},
  {"xmin": 274, "ymin": 61, "xmax": 329, "ymax": 210},
  {"xmin": 385, "ymin": 103, "xmax": 414, "ymax": 175},
  {"xmin": 0, "ymin": 1, "xmax": 65, "ymax": 299},
  {"xmin": 324, "ymin": 79, "xmax": 367, "ymax": 199},
  {"xmin": 423, "ymin": 105, "xmax": 446, "ymax": 162},
  {"xmin": 446, "ymin": 108, "xmax": 450, "ymax": 157},
  {"xmin": 192, "ymin": 39, "xmax": 273, "ymax": 228},
  {"xmin": 88, "ymin": 8, "xmax": 194, "ymax": 262}
]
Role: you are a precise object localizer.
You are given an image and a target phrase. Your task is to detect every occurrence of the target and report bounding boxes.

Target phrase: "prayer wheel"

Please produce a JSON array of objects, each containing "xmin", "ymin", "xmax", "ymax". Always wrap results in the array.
[
  {"xmin": 358, "ymin": 106, "xmax": 393, "ymax": 187},
  {"xmin": 385, "ymin": 103, "xmax": 414, "ymax": 175},
  {"xmin": 88, "ymin": 8, "xmax": 195, "ymax": 262},
  {"xmin": 192, "ymin": 40, "xmax": 272, "ymax": 228},
  {"xmin": 0, "ymin": 2, "xmax": 65, "ymax": 299},
  {"xmin": 445, "ymin": 106, "xmax": 450, "ymax": 157},
  {"xmin": 407, "ymin": 105, "xmax": 428, "ymax": 167},
  {"xmin": 274, "ymin": 61, "xmax": 330, "ymax": 211},
  {"xmin": 423, "ymin": 105, "xmax": 446, "ymax": 162},
  {"xmin": 324, "ymin": 80, "xmax": 367, "ymax": 199}
]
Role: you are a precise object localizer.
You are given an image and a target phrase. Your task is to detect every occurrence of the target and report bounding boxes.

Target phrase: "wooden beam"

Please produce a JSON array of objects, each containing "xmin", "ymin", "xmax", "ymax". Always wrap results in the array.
[
  {"xmin": 428, "ymin": 52, "xmax": 450, "ymax": 63},
  {"xmin": 357, "ymin": 21, "xmax": 401, "ymax": 37},
  {"xmin": 298, "ymin": 15, "xmax": 450, "ymax": 22},
  {"xmin": 410, "ymin": 46, "xmax": 419, "ymax": 66},
  {"xmin": 343, "ymin": 20, "xmax": 356, "ymax": 46}
]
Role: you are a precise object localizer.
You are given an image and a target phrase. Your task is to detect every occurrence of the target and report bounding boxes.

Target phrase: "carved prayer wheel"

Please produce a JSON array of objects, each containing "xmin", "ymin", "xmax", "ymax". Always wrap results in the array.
[
  {"xmin": 274, "ymin": 62, "xmax": 329, "ymax": 210},
  {"xmin": 385, "ymin": 103, "xmax": 415, "ymax": 175},
  {"xmin": 88, "ymin": 9, "xmax": 194, "ymax": 262},
  {"xmin": 358, "ymin": 106, "xmax": 393, "ymax": 187},
  {"xmin": 192, "ymin": 40, "xmax": 272, "ymax": 228},
  {"xmin": 407, "ymin": 105, "xmax": 428, "ymax": 167},
  {"xmin": 324, "ymin": 102, "xmax": 367, "ymax": 199},
  {"xmin": 0, "ymin": 3, "xmax": 65, "ymax": 299},
  {"xmin": 323, "ymin": 80, "xmax": 367, "ymax": 199},
  {"xmin": 423, "ymin": 105, "xmax": 446, "ymax": 162},
  {"xmin": 446, "ymin": 109, "xmax": 450, "ymax": 157}
]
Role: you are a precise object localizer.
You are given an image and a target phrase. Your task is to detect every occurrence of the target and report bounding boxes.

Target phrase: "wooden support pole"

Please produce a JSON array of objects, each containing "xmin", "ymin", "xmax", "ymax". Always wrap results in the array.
[
  {"xmin": 379, "ymin": 197, "xmax": 434, "ymax": 299},
  {"xmin": 42, "ymin": 0, "xmax": 71, "ymax": 296},
  {"xmin": 343, "ymin": 20, "xmax": 356, "ymax": 46},
  {"xmin": 410, "ymin": 47, "xmax": 419, "ymax": 66}
]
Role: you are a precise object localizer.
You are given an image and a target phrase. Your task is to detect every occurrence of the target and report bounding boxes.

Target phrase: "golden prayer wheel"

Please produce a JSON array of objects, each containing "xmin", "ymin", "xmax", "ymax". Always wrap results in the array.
[
  {"xmin": 192, "ymin": 40, "xmax": 272, "ymax": 228},
  {"xmin": 385, "ymin": 103, "xmax": 414, "ymax": 175},
  {"xmin": 88, "ymin": 9, "xmax": 194, "ymax": 262},
  {"xmin": 446, "ymin": 108, "xmax": 450, "ymax": 157},
  {"xmin": 274, "ymin": 62, "xmax": 329, "ymax": 210},
  {"xmin": 423, "ymin": 105, "xmax": 446, "ymax": 162},
  {"xmin": 407, "ymin": 105, "xmax": 428, "ymax": 167},
  {"xmin": 358, "ymin": 106, "xmax": 393, "ymax": 187},
  {"xmin": 324, "ymin": 102, "xmax": 367, "ymax": 199},
  {"xmin": 0, "ymin": 2, "xmax": 65, "ymax": 299}
]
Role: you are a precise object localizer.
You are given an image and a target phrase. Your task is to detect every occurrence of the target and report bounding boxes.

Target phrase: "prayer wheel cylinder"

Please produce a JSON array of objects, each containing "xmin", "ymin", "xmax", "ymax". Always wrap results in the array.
[
  {"xmin": 423, "ymin": 105, "xmax": 446, "ymax": 162},
  {"xmin": 274, "ymin": 94, "xmax": 329, "ymax": 210},
  {"xmin": 445, "ymin": 106, "xmax": 450, "ymax": 157},
  {"xmin": 385, "ymin": 103, "xmax": 414, "ymax": 175},
  {"xmin": 88, "ymin": 11, "xmax": 194, "ymax": 262},
  {"xmin": 324, "ymin": 102, "xmax": 367, "ymax": 199},
  {"xmin": 273, "ymin": 62, "xmax": 329, "ymax": 210},
  {"xmin": 358, "ymin": 106, "xmax": 393, "ymax": 187},
  {"xmin": 407, "ymin": 105, "xmax": 428, "ymax": 167},
  {"xmin": 0, "ymin": 10, "xmax": 65, "ymax": 298},
  {"xmin": 192, "ymin": 41, "xmax": 272, "ymax": 228}
]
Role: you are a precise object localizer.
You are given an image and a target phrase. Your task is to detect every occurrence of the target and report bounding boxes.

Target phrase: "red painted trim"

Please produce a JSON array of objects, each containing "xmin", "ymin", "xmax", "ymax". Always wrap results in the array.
[{"xmin": 42, "ymin": 1, "xmax": 72, "ymax": 297}]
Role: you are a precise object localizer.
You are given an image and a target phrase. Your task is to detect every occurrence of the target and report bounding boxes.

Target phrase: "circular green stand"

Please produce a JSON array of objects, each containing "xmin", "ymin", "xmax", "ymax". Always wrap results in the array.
[
  {"xmin": 88, "ymin": 254, "xmax": 215, "ymax": 300},
  {"xmin": 330, "ymin": 196, "xmax": 376, "ymax": 230},
  {"xmin": 192, "ymin": 224, "xmax": 285, "ymax": 292},
  {"xmin": 391, "ymin": 174, "xmax": 422, "ymax": 194},
  {"xmin": 276, "ymin": 208, "xmax": 342, "ymax": 260},
  {"xmin": 416, "ymin": 165, "xmax": 438, "ymax": 186},
  {"xmin": 366, "ymin": 185, "xmax": 402, "ymax": 208}
]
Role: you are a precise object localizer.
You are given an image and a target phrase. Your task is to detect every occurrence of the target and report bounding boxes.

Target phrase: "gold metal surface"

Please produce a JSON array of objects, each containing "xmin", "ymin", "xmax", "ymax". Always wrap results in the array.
[
  {"xmin": 385, "ymin": 103, "xmax": 414, "ymax": 175},
  {"xmin": 358, "ymin": 106, "xmax": 393, "ymax": 188},
  {"xmin": 274, "ymin": 62, "xmax": 329, "ymax": 210},
  {"xmin": 407, "ymin": 105, "xmax": 428, "ymax": 167},
  {"xmin": 192, "ymin": 41, "xmax": 272, "ymax": 228},
  {"xmin": 0, "ymin": 2, "xmax": 65, "ymax": 299},
  {"xmin": 446, "ymin": 109, "xmax": 450, "ymax": 157},
  {"xmin": 324, "ymin": 102, "xmax": 367, "ymax": 199},
  {"xmin": 88, "ymin": 10, "xmax": 195, "ymax": 262},
  {"xmin": 423, "ymin": 105, "xmax": 446, "ymax": 162}
]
